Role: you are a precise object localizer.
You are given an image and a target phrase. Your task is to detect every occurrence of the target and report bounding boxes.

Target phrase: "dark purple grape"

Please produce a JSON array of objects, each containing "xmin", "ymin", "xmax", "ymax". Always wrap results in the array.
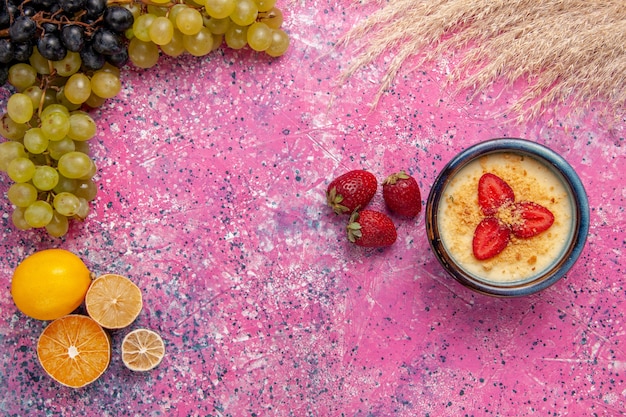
[
  {"xmin": 42, "ymin": 22, "xmax": 59, "ymax": 34},
  {"xmin": 103, "ymin": 6, "xmax": 134, "ymax": 33},
  {"xmin": 13, "ymin": 42, "xmax": 33, "ymax": 62},
  {"xmin": 0, "ymin": 39, "xmax": 13, "ymax": 64},
  {"xmin": 80, "ymin": 42, "xmax": 105, "ymax": 70},
  {"xmin": 92, "ymin": 28, "xmax": 124, "ymax": 55},
  {"xmin": 59, "ymin": 0, "xmax": 85, "ymax": 13},
  {"xmin": 22, "ymin": 6, "xmax": 37, "ymax": 16},
  {"xmin": 38, "ymin": 33, "xmax": 67, "ymax": 61},
  {"xmin": 61, "ymin": 24, "xmax": 85, "ymax": 52},
  {"xmin": 31, "ymin": 0, "xmax": 57, "ymax": 10},
  {"xmin": 9, "ymin": 16, "xmax": 37, "ymax": 43},
  {"xmin": 107, "ymin": 49, "xmax": 128, "ymax": 68},
  {"xmin": 84, "ymin": 0, "xmax": 107, "ymax": 18},
  {"xmin": 0, "ymin": 8, "xmax": 9, "ymax": 29}
]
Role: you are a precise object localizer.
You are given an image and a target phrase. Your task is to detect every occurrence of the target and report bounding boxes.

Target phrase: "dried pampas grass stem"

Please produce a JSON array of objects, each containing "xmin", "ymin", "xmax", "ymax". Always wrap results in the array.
[{"xmin": 339, "ymin": 0, "xmax": 626, "ymax": 122}]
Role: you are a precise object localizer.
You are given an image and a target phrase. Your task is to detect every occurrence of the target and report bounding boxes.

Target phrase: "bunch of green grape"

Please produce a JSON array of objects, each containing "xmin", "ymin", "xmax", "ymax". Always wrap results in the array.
[
  {"xmin": 0, "ymin": 0, "xmax": 290, "ymax": 237},
  {"xmin": 127, "ymin": 0, "xmax": 290, "ymax": 68}
]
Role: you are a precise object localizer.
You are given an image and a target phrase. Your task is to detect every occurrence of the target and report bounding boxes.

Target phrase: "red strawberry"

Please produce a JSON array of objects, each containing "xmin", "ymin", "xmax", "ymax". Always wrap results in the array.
[
  {"xmin": 472, "ymin": 217, "xmax": 510, "ymax": 260},
  {"xmin": 326, "ymin": 170, "xmax": 377, "ymax": 215},
  {"xmin": 382, "ymin": 171, "xmax": 422, "ymax": 217},
  {"xmin": 478, "ymin": 173, "xmax": 515, "ymax": 215},
  {"xmin": 510, "ymin": 201, "xmax": 555, "ymax": 238},
  {"xmin": 347, "ymin": 209, "xmax": 397, "ymax": 247}
]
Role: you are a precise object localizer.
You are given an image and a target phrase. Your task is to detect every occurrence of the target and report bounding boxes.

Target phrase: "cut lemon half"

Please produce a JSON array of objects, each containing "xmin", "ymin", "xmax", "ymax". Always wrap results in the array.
[
  {"xmin": 121, "ymin": 328, "xmax": 165, "ymax": 371},
  {"xmin": 85, "ymin": 274, "xmax": 143, "ymax": 329},
  {"xmin": 37, "ymin": 315, "xmax": 111, "ymax": 388}
]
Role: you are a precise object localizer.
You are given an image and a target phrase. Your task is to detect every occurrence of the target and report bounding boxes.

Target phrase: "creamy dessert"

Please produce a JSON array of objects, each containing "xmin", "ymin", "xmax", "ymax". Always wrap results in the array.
[{"xmin": 437, "ymin": 152, "xmax": 574, "ymax": 283}]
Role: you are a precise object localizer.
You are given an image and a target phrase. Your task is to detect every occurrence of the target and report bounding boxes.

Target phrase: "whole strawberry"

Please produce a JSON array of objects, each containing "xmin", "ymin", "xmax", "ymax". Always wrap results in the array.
[
  {"xmin": 382, "ymin": 171, "xmax": 422, "ymax": 217},
  {"xmin": 326, "ymin": 170, "xmax": 377, "ymax": 215},
  {"xmin": 347, "ymin": 209, "xmax": 397, "ymax": 247}
]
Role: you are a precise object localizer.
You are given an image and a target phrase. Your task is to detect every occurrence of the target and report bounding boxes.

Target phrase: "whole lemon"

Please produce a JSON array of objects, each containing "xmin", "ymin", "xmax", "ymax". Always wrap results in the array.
[{"xmin": 11, "ymin": 249, "xmax": 92, "ymax": 320}]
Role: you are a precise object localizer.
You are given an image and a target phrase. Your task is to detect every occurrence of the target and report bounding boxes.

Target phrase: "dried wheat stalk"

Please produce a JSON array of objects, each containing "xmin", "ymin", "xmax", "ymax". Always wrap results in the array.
[{"xmin": 338, "ymin": 0, "xmax": 626, "ymax": 122}]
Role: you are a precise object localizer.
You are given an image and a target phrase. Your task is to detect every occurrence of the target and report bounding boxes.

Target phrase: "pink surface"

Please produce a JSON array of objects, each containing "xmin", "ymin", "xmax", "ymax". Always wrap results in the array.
[{"xmin": 1, "ymin": 1, "xmax": 625, "ymax": 416}]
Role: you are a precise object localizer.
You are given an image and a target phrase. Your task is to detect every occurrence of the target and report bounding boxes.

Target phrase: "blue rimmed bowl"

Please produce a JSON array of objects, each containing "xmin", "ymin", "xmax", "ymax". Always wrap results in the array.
[{"xmin": 425, "ymin": 138, "xmax": 589, "ymax": 297}]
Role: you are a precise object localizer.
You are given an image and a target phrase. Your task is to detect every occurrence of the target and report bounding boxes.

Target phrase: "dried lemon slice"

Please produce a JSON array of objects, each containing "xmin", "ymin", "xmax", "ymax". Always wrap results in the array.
[
  {"xmin": 85, "ymin": 274, "xmax": 142, "ymax": 329},
  {"xmin": 121, "ymin": 328, "xmax": 165, "ymax": 371}
]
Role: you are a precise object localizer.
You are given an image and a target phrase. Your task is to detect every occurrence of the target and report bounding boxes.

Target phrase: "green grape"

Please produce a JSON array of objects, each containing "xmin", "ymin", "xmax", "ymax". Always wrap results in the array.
[
  {"xmin": 41, "ymin": 110, "xmax": 71, "ymax": 141},
  {"xmin": 55, "ymin": 87, "xmax": 83, "ymax": 111},
  {"xmin": 205, "ymin": 0, "xmax": 236, "ymax": 19},
  {"xmin": 46, "ymin": 211, "xmax": 69, "ymax": 237},
  {"xmin": 7, "ymin": 93, "xmax": 34, "ymax": 124},
  {"xmin": 47, "ymin": 137, "xmax": 76, "ymax": 160},
  {"xmin": 266, "ymin": 28, "xmax": 290, "ymax": 57},
  {"xmin": 247, "ymin": 22, "xmax": 272, "ymax": 51},
  {"xmin": 258, "ymin": 7, "xmax": 283, "ymax": 29},
  {"xmin": 24, "ymin": 200, "xmax": 54, "ymax": 228},
  {"xmin": 205, "ymin": 17, "xmax": 231, "ymax": 35},
  {"xmin": 52, "ymin": 51, "xmax": 82, "ymax": 77},
  {"xmin": 7, "ymin": 183, "xmax": 38, "ymax": 207},
  {"xmin": 150, "ymin": 0, "xmax": 170, "ymax": 4},
  {"xmin": 161, "ymin": 29, "xmax": 186, "ymax": 57},
  {"xmin": 32, "ymin": 166, "xmax": 59, "ymax": 191},
  {"xmin": 85, "ymin": 92, "xmax": 107, "ymax": 108},
  {"xmin": 230, "ymin": 0, "xmax": 258, "ymax": 26},
  {"xmin": 11, "ymin": 207, "xmax": 32, "ymax": 231},
  {"xmin": 168, "ymin": 4, "xmax": 188, "ymax": 24},
  {"xmin": 8, "ymin": 63, "xmax": 38, "ymax": 90},
  {"xmin": 41, "ymin": 87, "xmax": 59, "ymax": 109},
  {"xmin": 79, "ymin": 160, "xmax": 97, "ymax": 181},
  {"xmin": 0, "ymin": 113, "xmax": 28, "ymax": 140},
  {"xmin": 53, "ymin": 192, "xmax": 81, "ymax": 217},
  {"xmin": 0, "ymin": 141, "xmax": 27, "ymax": 171},
  {"xmin": 75, "ymin": 197, "xmax": 90, "ymax": 219},
  {"xmin": 90, "ymin": 70, "xmax": 121, "ymax": 99},
  {"xmin": 41, "ymin": 103, "xmax": 70, "ymax": 118},
  {"xmin": 29, "ymin": 47, "xmax": 51, "ymax": 75},
  {"xmin": 128, "ymin": 38, "xmax": 160, "ymax": 69},
  {"xmin": 176, "ymin": 7, "xmax": 204, "ymax": 36},
  {"xmin": 124, "ymin": 1, "xmax": 142, "ymax": 19},
  {"xmin": 133, "ymin": 13, "xmax": 157, "ymax": 42},
  {"xmin": 7, "ymin": 157, "xmax": 36, "ymax": 183},
  {"xmin": 101, "ymin": 62, "xmax": 121, "ymax": 77},
  {"xmin": 212, "ymin": 34, "xmax": 224, "ymax": 51},
  {"xmin": 57, "ymin": 151, "xmax": 93, "ymax": 179},
  {"xmin": 68, "ymin": 112, "xmax": 97, "ymax": 141},
  {"xmin": 54, "ymin": 174, "xmax": 78, "ymax": 194},
  {"xmin": 183, "ymin": 27, "xmax": 214, "ymax": 56},
  {"xmin": 23, "ymin": 86, "xmax": 44, "ymax": 109},
  {"xmin": 75, "ymin": 179, "xmax": 98, "ymax": 201},
  {"xmin": 255, "ymin": 0, "xmax": 276, "ymax": 12},
  {"xmin": 149, "ymin": 16, "xmax": 175, "ymax": 45},
  {"xmin": 64, "ymin": 73, "xmax": 92, "ymax": 105},
  {"xmin": 225, "ymin": 24, "xmax": 249, "ymax": 50},
  {"xmin": 74, "ymin": 140, "xmax": 91, "ymax": 155},
  {"xmin": 147, "ymin": 4, "xmax": 168, "ymax": 16},
  {"xmin": 24, "ymin": 128, "xmax": 49, "ymax": 154}
]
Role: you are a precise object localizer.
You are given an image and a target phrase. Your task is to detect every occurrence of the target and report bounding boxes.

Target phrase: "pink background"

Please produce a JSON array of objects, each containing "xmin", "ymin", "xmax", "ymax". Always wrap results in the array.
[{"xmin": 1, "ymin": 1, "xmax": 625, "ymax": 416}]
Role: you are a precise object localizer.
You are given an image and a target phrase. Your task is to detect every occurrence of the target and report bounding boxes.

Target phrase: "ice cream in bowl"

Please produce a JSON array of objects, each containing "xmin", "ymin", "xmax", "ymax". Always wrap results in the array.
[{"xmin": 426, "ymin": 138, "xmax": 589, "ymax": 297}]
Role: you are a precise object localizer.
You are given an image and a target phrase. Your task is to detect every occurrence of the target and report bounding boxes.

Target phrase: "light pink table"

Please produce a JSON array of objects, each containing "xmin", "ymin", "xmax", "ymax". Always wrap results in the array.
[{"xmin": 1, "ymin": 1, "xmax": 625, "ymax": 416}]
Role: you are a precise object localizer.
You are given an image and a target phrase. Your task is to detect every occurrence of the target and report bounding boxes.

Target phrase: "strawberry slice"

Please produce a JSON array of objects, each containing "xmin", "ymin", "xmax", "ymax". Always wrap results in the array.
[
  {"xmin": 478, "ymin": 173, "xmax": 515, "ymax": 215},
  {"xmin": 510, "ymin": 201, "xmax": 555, "ymax": 238},
  {"xmin": 472, "ymin": 217, "xmax": 511, "ymax": 260}
]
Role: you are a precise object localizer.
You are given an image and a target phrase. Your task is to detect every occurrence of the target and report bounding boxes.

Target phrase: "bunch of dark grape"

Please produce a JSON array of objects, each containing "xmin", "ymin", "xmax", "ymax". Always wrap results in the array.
[{"xmin": 0, "ymin": 0, "xmax": 290, "ymax": 237}]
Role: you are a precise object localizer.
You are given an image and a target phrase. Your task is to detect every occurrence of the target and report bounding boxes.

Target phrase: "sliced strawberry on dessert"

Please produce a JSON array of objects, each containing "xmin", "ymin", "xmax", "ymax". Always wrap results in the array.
[
  {"xmin": 347, "ymin": 209, "xmax": 397, "ymax": 247},
  {"xmin": 510, "ymin": 201, "xmax": 555, "ymax": 238},
  {"xmin": 382, "ymin": 170, "xmax": 422, "ymax": 217},
  {"xmin": 472, "ymin": 217, "xmax": 511, "ymax": 260},
  {"xmin": 326, "ymin": 170, "xmax": 378, "ymax": 215},
  {"xmin": 478, "ymin": 173, "xmax": 515, "ymax": 215}
]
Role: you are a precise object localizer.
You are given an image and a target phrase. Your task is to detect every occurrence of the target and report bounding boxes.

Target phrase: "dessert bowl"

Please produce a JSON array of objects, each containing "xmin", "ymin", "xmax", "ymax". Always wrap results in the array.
[{"xmin": 426, "ymin": 138, "xmax": 589, "ymax": 297}]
